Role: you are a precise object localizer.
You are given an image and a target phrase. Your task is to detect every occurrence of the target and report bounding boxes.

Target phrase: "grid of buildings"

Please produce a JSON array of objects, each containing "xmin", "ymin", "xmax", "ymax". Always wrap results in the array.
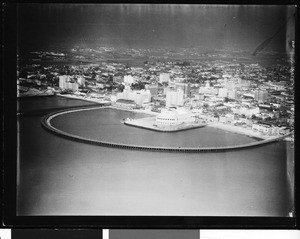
[{"xmin": 17, "ymin": 47, "xmax": 294, "ymax": 137}]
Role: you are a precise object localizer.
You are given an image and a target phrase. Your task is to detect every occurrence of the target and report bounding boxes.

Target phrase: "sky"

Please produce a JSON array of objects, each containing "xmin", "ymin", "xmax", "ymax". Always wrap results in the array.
[{"xmin": 17, "ymin": 4, "xmax": 296, "ymax": 53}]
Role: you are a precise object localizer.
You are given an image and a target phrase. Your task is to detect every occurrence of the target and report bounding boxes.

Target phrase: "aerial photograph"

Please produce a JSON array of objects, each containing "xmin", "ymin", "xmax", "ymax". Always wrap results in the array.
[{"xmin": 16, "ymin": 4, "xmax": 295, "ymax": 217}]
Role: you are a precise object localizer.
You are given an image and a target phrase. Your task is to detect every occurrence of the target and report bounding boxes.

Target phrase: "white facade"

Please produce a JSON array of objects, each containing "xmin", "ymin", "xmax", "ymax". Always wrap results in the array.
[
  {"xmin": 175, "ymin": 82, "xmax": 191, "ymax": 96},
  {"xmin": 218, "ymin": 88, "xmax": 228, "ymax": 98},
  {"xmin": 124, "ymin": 75, "xmax": 135, "ymax": 85},
  {"xmin": 166, "ymin": 88, "xmax": 184, "ymax": 107},
  {"xmin": 156, "ymin": 108, "xmax": 195, "ymax": 125},
  {"xmin": 131, "ymin": 90, "xmax": 151, "ymax": 105},
  {"xmin": 159, "ymin": 73, "xmax": 170, "ymax": 84},
  {"xmin": 59, "ymin": 75, "xmax": 78, "ymax": 91},
  {"xmin": 117, "ymin": 87, "xmax": 151, "ymax": 106}
]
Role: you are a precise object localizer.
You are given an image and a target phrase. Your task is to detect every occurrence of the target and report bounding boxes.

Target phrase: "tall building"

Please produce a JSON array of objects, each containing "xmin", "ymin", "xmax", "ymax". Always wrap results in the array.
[
  {"xmin": 159, "ymin": 73, "xmax": 170, "ymax": 84},
  {"xmin": 175, "ymin": 82, "xmax": 191, "ymax": 97},
  {"xmin": 59, "ymin": 75, "xmax": 78, "ymax": 91},
  {"xmin": 166, "ymin": 88, "xmax": 184, "ymax": 107},
  {"xmin": 254, "ymin": 90, "xmax": 268, "ymax": 103},
  {"xmin": 59, "ymin": 75, "xmax": 69, "ymax": 88}
]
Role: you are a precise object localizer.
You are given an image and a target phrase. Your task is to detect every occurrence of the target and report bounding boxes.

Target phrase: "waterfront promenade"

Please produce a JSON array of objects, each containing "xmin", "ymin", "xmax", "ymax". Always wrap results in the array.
[{"xmin": 41, "ymin": 106, "xmax": 292, "ymax": 153}]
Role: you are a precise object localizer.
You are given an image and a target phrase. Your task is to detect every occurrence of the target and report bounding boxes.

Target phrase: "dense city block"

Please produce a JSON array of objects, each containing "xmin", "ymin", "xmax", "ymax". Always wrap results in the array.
[{"xmin": 17, "ymin": 46, "xmax": 294, "ymax": 137}]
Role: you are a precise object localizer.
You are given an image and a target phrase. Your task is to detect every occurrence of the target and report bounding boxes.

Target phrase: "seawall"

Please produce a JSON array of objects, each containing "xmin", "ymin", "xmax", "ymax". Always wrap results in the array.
[{"xmin": 41, "ymin": 107, "xmax": 292, "ymax": 153}]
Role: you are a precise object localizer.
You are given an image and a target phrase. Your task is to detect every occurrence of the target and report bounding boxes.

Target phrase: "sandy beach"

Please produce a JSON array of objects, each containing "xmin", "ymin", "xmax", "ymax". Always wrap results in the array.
[
  {"xmin": 207, "ymin": 122, "xmax": 272, "ymax": 140},
  {"xmin": 58, "ymin": 94, "xmax": 111, "ymax": 104}
]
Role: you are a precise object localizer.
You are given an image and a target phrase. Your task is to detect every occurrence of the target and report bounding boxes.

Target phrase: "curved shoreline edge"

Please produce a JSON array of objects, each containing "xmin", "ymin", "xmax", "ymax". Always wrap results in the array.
[{"xmin": 41, "ymin": 106, "xmax": 292, "ymax": 153}]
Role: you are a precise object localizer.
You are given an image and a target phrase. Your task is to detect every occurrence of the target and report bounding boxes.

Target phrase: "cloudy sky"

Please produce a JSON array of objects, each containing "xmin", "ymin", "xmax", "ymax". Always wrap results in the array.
[{"xmin": 17, "ymin": 4, "xmax": 295, "ymax": 52}]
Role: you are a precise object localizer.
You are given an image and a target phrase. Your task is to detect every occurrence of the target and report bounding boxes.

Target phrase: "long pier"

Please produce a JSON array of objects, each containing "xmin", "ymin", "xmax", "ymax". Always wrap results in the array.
[{"xmin": 41, "ymin": 107, "xmax": 293, "ymax": 153}]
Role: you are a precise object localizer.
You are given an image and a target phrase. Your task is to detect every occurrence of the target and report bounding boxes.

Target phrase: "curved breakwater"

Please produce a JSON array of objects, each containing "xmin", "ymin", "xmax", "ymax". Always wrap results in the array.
[{"xmin": 41, "ymin": 107, "xmax": 292, "ymax": 153}]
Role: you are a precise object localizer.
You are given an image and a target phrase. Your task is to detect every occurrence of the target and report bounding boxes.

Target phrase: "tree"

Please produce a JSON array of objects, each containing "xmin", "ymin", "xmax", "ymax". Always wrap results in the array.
[
  {"xmin": 118, "ymin": 84, "xmax": 125, "ymax": 92},
  {"xmin": 108, "ymin": 75, "xmax": 113, "ymax": 83}
]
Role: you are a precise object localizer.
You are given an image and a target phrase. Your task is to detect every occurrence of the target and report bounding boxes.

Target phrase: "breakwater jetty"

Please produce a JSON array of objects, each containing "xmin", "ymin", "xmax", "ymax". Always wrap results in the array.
[{"xmin": 41, "ymin": 107, "xmax": 292, "ymax": 153}]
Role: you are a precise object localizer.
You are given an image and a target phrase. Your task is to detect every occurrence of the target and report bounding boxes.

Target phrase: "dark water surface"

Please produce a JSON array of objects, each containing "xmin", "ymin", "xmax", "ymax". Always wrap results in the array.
[
  {"xmin": 51, "ymin": 107, "xmax": 257, "ymax": 148},
  {"xmin": 17, "ymin": 95, "xmax": 97, "ymax": 113},
  {"xmin": 17, "ymin": 97, "xmax": 294, "ymax": 216}
]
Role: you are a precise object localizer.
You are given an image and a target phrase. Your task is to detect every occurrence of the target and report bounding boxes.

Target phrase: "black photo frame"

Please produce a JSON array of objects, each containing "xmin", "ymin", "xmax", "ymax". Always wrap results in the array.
[{"xmin": 2, "ymin": 1, "xmax": 299, "ymax": 229}]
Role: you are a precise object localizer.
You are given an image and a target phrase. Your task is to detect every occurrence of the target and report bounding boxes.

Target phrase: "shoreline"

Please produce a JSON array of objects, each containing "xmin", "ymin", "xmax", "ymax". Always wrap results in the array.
[
  {"xmin": 109, "ymin": 105, "xmax": 159, "ymax": 116},
  {"xmin": 42, "ymin": 108, "xmax": 292, "ymax": 152},
  {"xmin": 208, "ymin": 122, "xmax": 275, "ymax": 140},
  {"xmin": 34, "ymin": 94, "xmax": 292, "ymax": 141},
  {"xmin": 58, "ymin": 93, "xmax": 111, "ymax": 105}
]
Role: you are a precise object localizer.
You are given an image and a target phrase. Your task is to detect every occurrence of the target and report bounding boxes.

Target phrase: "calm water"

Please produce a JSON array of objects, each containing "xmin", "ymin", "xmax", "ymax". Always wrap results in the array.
[
  {"xmin": 51, "ymin": 107, "xmax": 258, "ymax": 148},
  {"xmin": 17, "ymin": 97, "xmax": 294, "ymax": 216},
  {"xmin": 17, "ymin": 95, "xmax": 97, "ymax": 113}
]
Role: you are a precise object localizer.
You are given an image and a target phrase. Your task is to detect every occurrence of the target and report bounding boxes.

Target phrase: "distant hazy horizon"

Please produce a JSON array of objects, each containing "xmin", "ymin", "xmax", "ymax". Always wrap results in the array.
[{"xmin": 17, "ymin": 4, "xmax": 295, "ymax": 53}]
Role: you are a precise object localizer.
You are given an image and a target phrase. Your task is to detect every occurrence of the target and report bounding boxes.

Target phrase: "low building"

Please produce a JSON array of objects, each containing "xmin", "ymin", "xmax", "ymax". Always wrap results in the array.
[
  {"xmin": 115, "ymin": 99, "xmax": 136, "ymax": 109},
  {"xmin": 159, "ymin": 73, "xmax": 170, "ymax": 84},
  {"xmin": 155, "ymin": 108, "xmax": 195, "ymax": 126}
]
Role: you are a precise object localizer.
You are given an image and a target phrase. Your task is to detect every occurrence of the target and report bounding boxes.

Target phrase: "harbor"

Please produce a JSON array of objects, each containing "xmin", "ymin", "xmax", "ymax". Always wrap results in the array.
[
  {"xmin": 42, "ymin": 106, "xmax": 292, "ymax": 152},
  {"xmin": 17, "ymin": 96, "xmax": 294, "ymax": 216}
]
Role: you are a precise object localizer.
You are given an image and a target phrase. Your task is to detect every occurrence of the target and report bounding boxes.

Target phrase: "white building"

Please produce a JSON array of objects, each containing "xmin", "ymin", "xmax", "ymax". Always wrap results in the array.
[
  {"xmin": 175, "ymin": 82, "xmax": 191, "ymax": 97},
  {"xmin": 124, "ymin": 75, "xmax": 135, "ymax": 85},
  {"xmin": 166, "ymin": 88, "xmax": 184, "ymax": 107},
  {"xmin": 131, "ymin": 90, "xmax": 151, "ymax": 106},
  {"xmin": 59, "ymin": 75, "xmax": 78, "ymax": 91},
  {"xmin": 159, "ymin": 73, "xmax": 170, "ymax": 84},
  {"xmin": 218, "ymin": 88, "xmax": 228, "ymax": 98},
  {"xmin": 155, "ymin": 108, "xmax": 195, "ymax": 126},
  {"xmin": 116, "ymin": 86, "xmax": 151, "ymax": 106}
]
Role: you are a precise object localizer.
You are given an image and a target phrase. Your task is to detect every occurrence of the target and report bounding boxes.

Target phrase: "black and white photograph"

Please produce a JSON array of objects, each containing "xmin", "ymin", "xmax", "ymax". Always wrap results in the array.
[{"xmin": 8, "ymin": 3, "xmax": 296, "ymax": 223}]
